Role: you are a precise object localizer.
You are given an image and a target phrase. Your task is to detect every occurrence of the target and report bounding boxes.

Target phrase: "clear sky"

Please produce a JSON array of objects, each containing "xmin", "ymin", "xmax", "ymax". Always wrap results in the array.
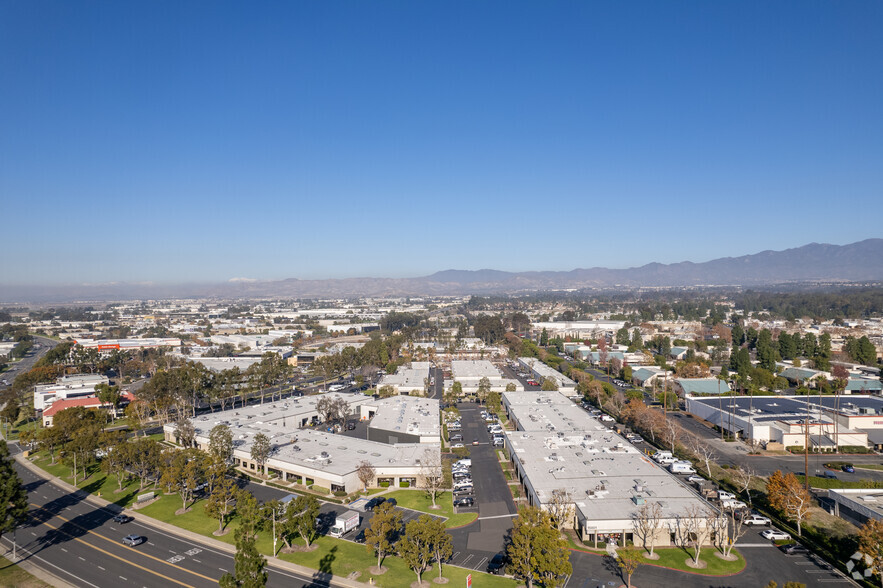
[{"xmin": 1, "ymin": 1, "xmax": 881, "ymax": 286}]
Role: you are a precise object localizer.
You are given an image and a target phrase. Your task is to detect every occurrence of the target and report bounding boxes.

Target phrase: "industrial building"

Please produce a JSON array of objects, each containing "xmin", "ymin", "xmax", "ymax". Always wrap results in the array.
[
  {"xmin": 517, "ymin": 357, "xmax": 577, "ymax": 394},
  {"xmin": 73, "ymin": 337, "xmax": 181, "ymax": 350},
  {"xmin": 378, "ymin": 361, "xmax": 432, "ymax": 395},
  {"xmin": 163, "ymin": 393, "xmax": 439, "ymax": 494},
  {"xmin": 361, "ymin": 395, "xmax": 441, "ymax": 445},
  {"xmin": 685, "ymin": 395, "xmax": 881, "ymax": 450},
  {"xmin": 502, "ymin": 391, "xmax": 713, "ymax": 548},
  {"xmin": 34, "ymin": 374, "xmax": 109, "ymax": 411},
  {"xmin": 447, "ymin": 360, "xmax": 522, "ymax": 395},
  {"xmin": 827, "ymin": 488, "xmax": 883, "ymax": 526}
]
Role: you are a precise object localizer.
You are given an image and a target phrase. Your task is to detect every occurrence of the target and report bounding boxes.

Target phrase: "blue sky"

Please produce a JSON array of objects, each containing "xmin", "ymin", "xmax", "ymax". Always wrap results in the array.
[{"xmin": 1, "ymin": 1, "xmax": 881, "ymax": 286}]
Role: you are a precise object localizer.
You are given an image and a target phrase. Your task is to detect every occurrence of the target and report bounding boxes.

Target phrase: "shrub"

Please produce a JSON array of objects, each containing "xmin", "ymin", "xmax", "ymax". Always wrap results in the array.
[
  {"xmin": 379, "ymin": 481, "xmax": 390, "ymax": 488},
  {"xmin": 399, "ymin": 481, "xmax": 410, "ymax": 488},
  {"xmin": 333, "ymin": 490, "xmax": 348, "ymax": 497}
]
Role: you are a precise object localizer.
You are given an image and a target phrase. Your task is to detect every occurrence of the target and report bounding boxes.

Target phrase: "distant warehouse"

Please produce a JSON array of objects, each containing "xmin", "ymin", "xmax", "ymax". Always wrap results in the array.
[{"xmin": 73, "ymin": 337, "xmax": 181, "ymax": 350}]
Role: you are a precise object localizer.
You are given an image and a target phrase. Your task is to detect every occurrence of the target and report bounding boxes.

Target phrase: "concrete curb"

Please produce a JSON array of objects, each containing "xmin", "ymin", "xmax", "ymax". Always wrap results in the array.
[{"xmin": 15, "ymin": 454, "xmax": 372, "ymax": 588}]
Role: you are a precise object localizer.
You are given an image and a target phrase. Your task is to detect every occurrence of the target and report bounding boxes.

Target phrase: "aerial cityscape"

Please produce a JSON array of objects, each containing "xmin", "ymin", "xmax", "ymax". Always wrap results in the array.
[{"xmin": 1, "ymin": 2, "xmax": 882, "ymax": 588}]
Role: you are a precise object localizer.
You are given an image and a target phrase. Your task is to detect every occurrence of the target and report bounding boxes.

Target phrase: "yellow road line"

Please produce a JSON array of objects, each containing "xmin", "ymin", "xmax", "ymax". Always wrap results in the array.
[
  {"xmin": 32, "ymin": 516, "xmax": 196, "ymax": 588},
  {"xmin": 29, "ymin": 503, "xmax": 217, "ymax": 585}
]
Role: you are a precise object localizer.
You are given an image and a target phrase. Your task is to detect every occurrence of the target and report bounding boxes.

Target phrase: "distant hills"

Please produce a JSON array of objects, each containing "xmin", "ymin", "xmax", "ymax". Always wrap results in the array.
[{"xmin": 2, "ymin": 239, "xmax": 882, "ymax": 303}]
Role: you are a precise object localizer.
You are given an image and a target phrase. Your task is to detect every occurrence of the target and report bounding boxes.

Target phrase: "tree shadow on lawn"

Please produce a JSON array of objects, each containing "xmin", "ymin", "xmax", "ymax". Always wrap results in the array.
[{"xmin": 307, "ymin": 545, "xmax": 337, "ymax": 587}]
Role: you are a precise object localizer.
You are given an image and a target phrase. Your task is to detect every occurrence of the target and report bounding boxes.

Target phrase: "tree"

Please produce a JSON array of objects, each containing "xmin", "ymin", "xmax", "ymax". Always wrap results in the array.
[
  {"xmin": 487, "ymin": 391, "xmax": 502, "ymax": 415},
  {"xmin": 175, "ymin": 418, "xmax": 196, "ymax": 448},
  {"xmin": 547, "ymin": 488, "xmax": 573, "ymax": 530},
  {"xmin": 204, "ymin": 476, "xmax": 238, "ymax": 534},
  {"xmin": 101, "ymin": 435, "xmax": 133, "ymax": 491},
  {"xmin": 209, "ymin": 424, "xmax": 234, "ymax": 463},
  {"xmin": 364, "ymin": 501, "xmax": 403, "ymax": 569},
  {"xmin": 250, "ymin": 433, "xmax": 271, "ymax": 477},
  {"xmin": 767, "ymin": 471, "xmax": 812, "ymax": 536},
  {"xmin": 857, "ymin": 519, "xmax": 883, "ymax": 588},
  {"xmin": 419, "ymin": 448, "xmax": 444, "ymax": 508},
  {"xmin": 632, "ymin": 501, "xmax": 663, "ymax": 557},
  {"xmin": 0, "ymin": 442, "xmax": 28, "ymax": 556},
  {"xmin": 429, "ymin": 516, "xmax": 453, "ymax": 581},
  {"xmin": 129, "ymin": 438, "xmax": 163, "ymax": 490},
  {"xmin": 398, "ymin": 515, "xmax": 437, "ymax": 584},
  {"xmin": 541, "ymin": 377, "xmax": 559, "ymax": 391},
  {"xmin": 219, "ymin": 523, "xmax": 268, "ymax": 588},
  {"xmin": 731, "ymin": 466, "xmax": 757, "ymax": 506},
  {"xmin": 161, "ymin": 448, "xmax": 205, "ymax": 513},
  {"xmin": 94, "ymin": 383, "xmax": 123, "ymax": 422},
  {"xmin": 357, "ymin": 460, "xmax": 376, "ymax": 493},
  {"xmin": 285, "ymin": 495, "xmax": 320, "ymax": 548},
  {"xmin": 616, "ymin": 547, "xmax": 642, "ymax": 588},
  {"xmin": 687, "ymin": 434, "xmax": 716, "ymax": 479},
  {"xmin": 715, "ymin": 504, "xmax": 748, "ymax": 559},
  {"xmin": 506, "ymin": 505, "xmax": 572, "ymax": 588},
  {"xmin": 680, "ymin": 505, "xmax": 714, "ymax": 566},
  {"xmin": 477, "ymin": 376, "xmax": 491, "ymax": 404}
]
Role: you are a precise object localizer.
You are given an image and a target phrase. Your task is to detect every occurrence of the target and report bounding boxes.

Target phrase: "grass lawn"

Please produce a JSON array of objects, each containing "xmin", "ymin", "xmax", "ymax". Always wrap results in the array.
[
  {"xmin": 0, "ymin": 559, "xmax": 51, "ymax": 588},
  {"xmin": 795, "ymin": 475, "xmax": 879, "ymax": 490},
  {"xmin": 640, "ymin": 547, "xmax": 746, "ymax": 575},
  {"xmin": 279, "ymin": 536, "xmax": 516, "ymax": 588},
  {"xmin": 383, "ymin": 489, "xmax": 478, "ymax": 528},
  {"xmin": 8, "ymin": 418, "xmax": 40, "ymax": 441},
  {"xmin": 856, "ymin": 464, "xmax": 883, "ymax": 471}
]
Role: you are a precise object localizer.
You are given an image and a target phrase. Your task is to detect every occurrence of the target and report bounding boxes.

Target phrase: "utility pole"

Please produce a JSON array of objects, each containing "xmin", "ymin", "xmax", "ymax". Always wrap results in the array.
[{"xmin": 804, "ymin": 411, "xmax": 810, "ymax": 493}]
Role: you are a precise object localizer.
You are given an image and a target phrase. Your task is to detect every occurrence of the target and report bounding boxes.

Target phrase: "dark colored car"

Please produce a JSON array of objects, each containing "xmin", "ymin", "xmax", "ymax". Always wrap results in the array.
[
  {"xmin": 472, "ymin": 439, "xmax": 479, "ymax": 445},
  {"xmin": 347, "ymin": 422, "xmax": 356, "ymax": 430},
  {"xmin": 112, "ymin": 514, "xmax": 132, "ymax": 524},
  {"xmin": 386, "ymin": 498, "xmax": 397, "ymax": 508},
  {"xmin": 365, "ymin": 497, "xmax": 386, "ymax": 511},
  {"xmin": 779, "ymin": 543, "xmax": 809, "ymax": 555},
  {"xmin": 842, "ymin": 464, "xmax": 855, "ymax": 473},
  {"xmin": 487, "ymin": 553, "xmax": 506, "ymax": 574},
  {"xmin": 453, "ymin": 497, "xmax": 474, "ymax": 507}
]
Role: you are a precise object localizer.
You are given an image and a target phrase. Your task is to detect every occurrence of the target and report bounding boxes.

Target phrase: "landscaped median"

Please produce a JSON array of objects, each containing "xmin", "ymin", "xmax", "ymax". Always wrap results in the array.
[
  {"xmin": 21, "ymin": 451, "xmax": 503, "ymax": 587},
  {"xmin": 565, "ymin": 532, "xmax": 746, "ymax": 576}
]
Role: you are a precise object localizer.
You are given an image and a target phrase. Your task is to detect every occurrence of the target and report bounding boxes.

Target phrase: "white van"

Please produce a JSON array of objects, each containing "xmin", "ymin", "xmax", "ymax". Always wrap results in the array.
[
  {"xmin": 653, "ymin": 451, "xmax": 673, "ymax": 462},
  {"xmin": 718, "ymin": 491, "xmax": 736, "ymax": 501},
  {"xmin": 657, "ymin": 455, "xmax": 678, "ymax": 465},
  {"xmin": 669, "ymin": 462, "xmax": 696, "ymax": 474}
]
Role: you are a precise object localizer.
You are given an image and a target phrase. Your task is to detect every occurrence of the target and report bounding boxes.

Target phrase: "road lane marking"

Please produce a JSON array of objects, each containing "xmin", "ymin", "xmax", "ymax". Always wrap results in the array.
[
  {"xmin": 30, "ymin": 516, "xmax": 195, "ymax": 588},
  {"xmin": 0, "ymin": 535, "xmax": 101, "ymax": 588},
  {"xmin": 29, "ymin": 503, "xmax": 212, "ymax": 586}
]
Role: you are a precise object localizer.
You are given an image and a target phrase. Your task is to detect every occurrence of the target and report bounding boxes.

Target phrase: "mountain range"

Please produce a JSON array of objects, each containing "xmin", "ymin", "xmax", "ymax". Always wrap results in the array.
[{"xmin": 2, "ymin": 239, "xmax": 882, "ymax": 303}]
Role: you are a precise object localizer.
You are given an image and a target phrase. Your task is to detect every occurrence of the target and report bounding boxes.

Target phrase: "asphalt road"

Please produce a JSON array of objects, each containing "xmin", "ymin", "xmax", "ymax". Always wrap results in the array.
[
  {"xmin": 2, "ymin": 459, "xmax": 340, "ymax": 588},
  {"xmin": 1, "ymin": 335, "xmax": 58, "ymax": 390}
]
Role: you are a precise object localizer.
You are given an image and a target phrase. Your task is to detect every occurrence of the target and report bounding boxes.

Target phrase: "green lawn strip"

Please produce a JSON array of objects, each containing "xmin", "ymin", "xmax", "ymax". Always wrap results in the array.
[
  {"xmin": 0, "ymin": 558, "xmax": 52, "ymax": 588},
  {"xmin": 855, "ymin": 464, "xmax": 883, "ymax": 471},
  {"xmin": 278, "ymin": 536, "xmax": 517, "ymax": 588},
  {"xmin": 640, "ymin": 547, "xmax": 746, "ymax": 576},
  {"xmin": 795, "ymin": 475, "xmax": 879, "ymax": 490},
  {"xmin": 8, "ymin": 418, "xmax": 40, "ymax": 441}
]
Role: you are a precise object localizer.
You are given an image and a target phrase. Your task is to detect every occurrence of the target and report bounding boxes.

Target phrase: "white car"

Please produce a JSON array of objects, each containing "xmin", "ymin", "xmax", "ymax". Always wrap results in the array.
[
  {"xmin": 761, "ymin": 529, "xmax": 791, "ymax": 541},
  {"xmin": 451, "ymin": 443, "xmax": 464, "ymax": 449},
  {"xmin": 743, "ymin": 514, "xmax": 772, "ymax": 526},
  {"xmin": 721, "ymin": 499, "xmax": 748, "ymax": 510},
  {"xmin": 455, "ymin": 459, "xmax": 472, "ymax": 467},
  {"xmin": 686, "ymin": 475, "xmax": 705, "ymax": 483},
  {"xmin": 718, "ymin": 491, "xmax": 736, "ymax": 501}
]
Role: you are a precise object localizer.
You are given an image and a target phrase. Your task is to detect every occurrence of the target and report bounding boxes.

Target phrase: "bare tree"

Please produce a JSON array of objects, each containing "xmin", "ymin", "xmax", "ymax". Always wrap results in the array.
[
  {"xmin": 687, "ymin": 434, "xmax": 716, "ymax": 479},
  {"xmin": 663, "ymin": 418, "xmax": 681, "ymax": 452},
  {"xmin": 419, "ymin": 448, "xmax": 445, "ymax": 508},
  {"xmin": 715, "ymin": 505, "xmax": 748, "ymax": 558},
  {"xmin": 548, "ymin": 488, "xmax": 574, "ymax": 530},
  {"xmin": 681, "ymin": 505, "xmax": 714, "ymax": 566},
  {"xmin": 731, "ymin": 466, "xmax": 757, "ymax": 506},
  {"xmin": 357, "ymin": 460, "xmax": 376, "ymax": 493},
  {"xmin": 632, "ymin": 501, "xmax": 663, "ymax": 557}
]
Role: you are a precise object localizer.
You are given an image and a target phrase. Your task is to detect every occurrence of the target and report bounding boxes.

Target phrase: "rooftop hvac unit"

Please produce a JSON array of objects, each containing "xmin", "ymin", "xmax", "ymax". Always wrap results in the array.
[{"xmin": 633, "ymin": 496, "xmax": 645, "ymax": 505}]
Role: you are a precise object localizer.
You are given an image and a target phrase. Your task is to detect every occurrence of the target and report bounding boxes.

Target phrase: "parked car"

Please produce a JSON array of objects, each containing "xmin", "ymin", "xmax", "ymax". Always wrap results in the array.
[
  {"xmin": 472, "ymin": 439, "xmax": 480, "ymax": 445},
  {"xmin": 779, "ymin": 543, "xmax": 809, "ymax": 555},
  {"xmin": 455, "ymin": 459, "xmax": 472, "ymax": 467},
  {"xmin": 112, "ymin": 514, "xmax": 132, "ymax": 524},
  {"xmin": 841, "ymin": 464, "xmax": 855, "ymax": 473},
  {"xmin": 365, "ymin": 497, "xmax": 386, "ymax": 511},
  {"xmin": 742, "ymin": 514, "xmax": 771, "ymax": 526},
  {"xmin": 686, "ymin": 475, "xmax": 705, "ymax": 484},
  {"xmin": 819, "ymin": 470, "xmax": 838, "ymax": 479},
  {"xmin": 385, "ymin": 498, "xmax": 397, "ymax": 508},
  {"xmin": 451, "ymin": 443, "xmax": 465, "ymax": 449},
  {"xmin": 493, "ymin": 438, "xmax": 504, "ymax": 447},
  {"xmin": 721, "ymin": 499, "xmax": 748, "ymax": 511},
  {"xmin": 121, "ymin": 534, "xmax": 145, "ymax": 547},
  {"xmin": 347, "ymin": 422, "xmax": 356, "ymax": 430},
  {"xmin": 761, "ymin": 529, "xmax": 792, "ymax": 541},
  {"xmin": 718, "ymin": 491, "xmax": 736, "ymax": 501},
  {"xmin": 450, "ymin": 434, "xmax": 463, "ymax": 442},
  {"xmin": 487, "ymin": 553, "xmax": 506, "ymax": 574},
  {"xmin": 453, "ymin": 497, "xmax": 474, "ymax": 507}
]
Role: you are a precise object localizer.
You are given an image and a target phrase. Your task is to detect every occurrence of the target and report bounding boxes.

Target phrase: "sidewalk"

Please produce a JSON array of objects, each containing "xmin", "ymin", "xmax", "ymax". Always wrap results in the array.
[{"xmin": 14, "ymin": 453, "xmax": 372, "ymax": 588}]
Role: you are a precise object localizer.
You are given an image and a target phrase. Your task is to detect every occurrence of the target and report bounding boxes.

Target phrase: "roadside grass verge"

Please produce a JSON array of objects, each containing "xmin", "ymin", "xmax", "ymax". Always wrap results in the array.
[
  {"xmin": 0, "ymin": 559, "xmax": 51, "ymax": 588},
  {"xmin": 795, "ymin": 475, "xmax": 882, "ymax": 490},
  {"xmin": 855, "ymin": 464, "xmax": 883, "ymax": 471}
]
